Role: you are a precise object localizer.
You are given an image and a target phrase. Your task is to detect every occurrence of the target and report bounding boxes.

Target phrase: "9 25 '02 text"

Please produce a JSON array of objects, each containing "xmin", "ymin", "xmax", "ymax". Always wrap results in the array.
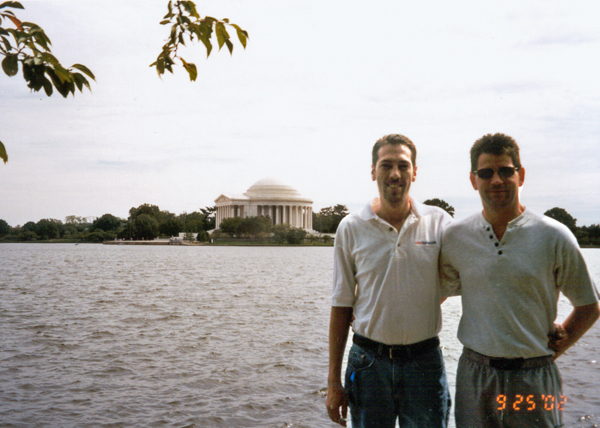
[{"xmin": 496, "ymin": 395, "xmax": 567, "ymax": 411}]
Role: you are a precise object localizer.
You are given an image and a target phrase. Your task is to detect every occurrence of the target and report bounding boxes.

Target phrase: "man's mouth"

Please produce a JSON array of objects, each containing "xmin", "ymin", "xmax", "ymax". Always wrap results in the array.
[{"xmin": 387, "ymin": 183, "xmax": 402, "ymax": 189}]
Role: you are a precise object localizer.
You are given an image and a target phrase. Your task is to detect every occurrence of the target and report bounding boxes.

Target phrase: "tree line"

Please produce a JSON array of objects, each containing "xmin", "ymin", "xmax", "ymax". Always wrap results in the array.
[
  {"xmin": 0, "ymin": 204, "xmax": 216, "ymax": 243},
  {"xmin": 0, "ymin": 201, "xmax": 598, "ymax": 247}
]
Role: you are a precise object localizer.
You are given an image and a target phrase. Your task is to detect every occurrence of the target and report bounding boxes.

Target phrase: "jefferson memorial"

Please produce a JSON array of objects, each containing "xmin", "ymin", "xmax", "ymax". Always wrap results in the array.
[{"xmin": 214, "ymin": 178, "xmax": 313, "ymax": 230}]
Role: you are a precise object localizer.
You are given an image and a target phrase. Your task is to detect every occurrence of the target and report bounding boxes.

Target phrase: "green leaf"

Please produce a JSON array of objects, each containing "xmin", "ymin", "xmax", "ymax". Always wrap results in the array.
[
  {"xmin": 52, "ymin": 63, "xmax": 72, "ymax": 83},
  {"xmin": 42, "ymin": 76, "xmax": 52, "ymax": 96},
  {"xmin": 71, "ymin": 63, "xmax": 95, "ymax": 80},
  {"xmin": 72, "ymin": 72, "xmax": 91, "ymax": 93},
  {"xmin": 0, "ymin": 1, "xmax": 24, "ymax": 10},
  {"xmin": 180, "ymin": 15, "xmax": 192, "ymax": 26},
  {"xmin": 169, "ymin": 23, "xmax": 177, "ymax": 44},
  {"xmin": 231, "ymin": 24, "xmax": 248, "ymax": 48},
  {"xmin": 1, "ymin": 34, "xmax": 12, "ymax": 51},
  {"xmin": 0, "ymin": 140, "xmax": 7, "ymax": 164},
  {"xmin": 1, "ymin": 53, "xmax": 18, "ymax": 76},
  {"xmin": 72, "ymin": 72, "xmax": 84, "ymax": 91},
  {"xmin": 215, "ymin": 22, "xmax": 228, "ymax": 50},
  {"xmin": 45, "ymin": 66, "xmax": 70, "ymax": 97},
  {"xmin": 39, "ymin": 51, "xmax": 59, "ymax": 66},
  {"xmin": 155, "ymin": 57, "xmax": 165, "ymax": 76},
  {"xmin": 159, "ymin": 19, "xmax": 170, "ymax": 25},
  {"xmin": 31, "ymin": 28, "xmax": 51, "ymax": 51},
  {"xmin": 181, "ymin": 58, "xmax": 197, "ymax": 81},
  {"xmin": 225, "ymin": 38, "xmax": 233, "ymax": 55},
  {"xmin": 199, "ymin": 35, "xmax": 212, "ymax": 57},
  {"xmin": 182, "ymin": 1, "xmax": 199, "ymax": 19}
]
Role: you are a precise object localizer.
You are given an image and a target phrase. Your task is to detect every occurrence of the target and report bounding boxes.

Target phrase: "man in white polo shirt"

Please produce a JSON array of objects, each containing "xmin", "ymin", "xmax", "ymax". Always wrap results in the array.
[
  {"xmin": 326, "ymin": 134, "xmax": 452, "ymax": 428},
  {"xmin": 441, "ymin": 133, "xmax": 600, "ymax": 428}
]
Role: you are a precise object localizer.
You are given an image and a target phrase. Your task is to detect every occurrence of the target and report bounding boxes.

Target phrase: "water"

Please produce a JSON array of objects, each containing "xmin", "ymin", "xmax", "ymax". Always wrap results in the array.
[{"xmin": 0, "ymin": 244, "xmax": 599, "ymax": 427}]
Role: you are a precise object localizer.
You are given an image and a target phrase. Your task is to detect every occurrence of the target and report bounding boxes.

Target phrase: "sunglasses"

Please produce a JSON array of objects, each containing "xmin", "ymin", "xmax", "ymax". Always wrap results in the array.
[{"xmin": 472, "ymin": 166, "xmax": 520, "ymax": 180}]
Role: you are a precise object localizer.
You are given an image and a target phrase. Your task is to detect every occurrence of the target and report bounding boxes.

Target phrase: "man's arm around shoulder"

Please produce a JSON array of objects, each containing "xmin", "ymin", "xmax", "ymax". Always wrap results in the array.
[
  {"xmin": 326, "ymin": 306, "xmax": 353, "ymax": 427},
  {"xmin": 550, "ymin": 302, "xmax": 600, "ymax": 360}
]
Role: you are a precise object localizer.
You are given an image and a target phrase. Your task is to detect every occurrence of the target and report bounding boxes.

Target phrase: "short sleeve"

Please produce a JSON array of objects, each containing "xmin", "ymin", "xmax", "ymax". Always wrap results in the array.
[
  {"xmin": 555, "ymin": 233, "xmax": 599, "ymax": 306},
  {"xmin": 332, "ymin": 219, "xmax": 357, "ymax": 307}
]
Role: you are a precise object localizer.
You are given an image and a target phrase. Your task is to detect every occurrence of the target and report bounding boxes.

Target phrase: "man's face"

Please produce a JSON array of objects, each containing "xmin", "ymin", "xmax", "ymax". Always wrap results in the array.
[
  {"xmin": 470, "ymin": 153, "xmax": 525, "ymax": 211},
  {"xmin": 371, "ymin": 144, "xmax": 417, "ymax": 206}
]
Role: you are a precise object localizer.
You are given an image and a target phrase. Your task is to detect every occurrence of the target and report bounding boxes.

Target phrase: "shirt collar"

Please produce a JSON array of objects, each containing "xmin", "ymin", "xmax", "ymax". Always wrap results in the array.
[
  {"xmin": 478, "ymin": 207, "xmax": 532, "ymax": 229},
  {"xmin": 359, "ymin": 197, "xmax": 421, "ymax": 222}
]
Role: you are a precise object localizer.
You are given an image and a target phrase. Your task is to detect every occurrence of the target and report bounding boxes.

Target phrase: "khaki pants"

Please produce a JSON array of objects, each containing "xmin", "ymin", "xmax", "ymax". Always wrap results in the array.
[{"xmin": 455, "ymin": 348, "xmax": 564, "ymax": 428}]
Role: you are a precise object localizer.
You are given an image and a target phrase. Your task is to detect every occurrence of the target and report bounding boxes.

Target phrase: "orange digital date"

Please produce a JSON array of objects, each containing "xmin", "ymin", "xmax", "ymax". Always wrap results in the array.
[{"xmin": 496, "ymin": 394, "xmax": 567, "ymax": 411}]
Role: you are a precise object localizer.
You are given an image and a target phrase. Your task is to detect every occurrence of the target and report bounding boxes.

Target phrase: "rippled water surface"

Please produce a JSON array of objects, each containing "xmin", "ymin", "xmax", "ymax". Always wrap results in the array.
[{"xmin": 1, "ymin": 244, "xmax": 599, "ymax": 427}]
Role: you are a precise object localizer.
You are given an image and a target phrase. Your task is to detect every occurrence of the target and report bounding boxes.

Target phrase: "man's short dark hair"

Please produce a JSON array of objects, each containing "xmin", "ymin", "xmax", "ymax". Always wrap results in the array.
[
  {"xmin": 372, "ymin": 134, "xmax": 417, "ymax": 167},
  {"xmin": 470, "ymin": 133, "xmax": 521, "ymax": 172}
]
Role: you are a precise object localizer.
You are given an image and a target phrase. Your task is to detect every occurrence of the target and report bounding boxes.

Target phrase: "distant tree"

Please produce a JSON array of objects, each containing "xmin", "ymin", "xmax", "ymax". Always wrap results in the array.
[
  {"xmin": 160, "ymin": 217, "xmax": 182, "ymax": 237},
  {"xmin": 272, "ymin": 224, "xmax": 290, "ymax": 244},
  {"xmin": 0, "ymin": 219, "xmax": 9, "ymax": 237},
  {"xmin": 35, "ymin": 218, "xmax": 60, "ymax": 240},
  {"xmin": 313, "ymin": 204, "xmax": 349, "ymax": 233},
  {"xmin": 179, "ymin": 211, "xmax": 206, "ymax": 233},
  {"xmin": 196, "ymin": 230, "xmax": 209, "ymax": 242},
  {"xmin": 129, "ymin": 204, "xmax": 161, "ymax": 220},
  {"xmin": 423, "ymin": 198, "xmax": 455, "ymax": 218},
  {"xmin": 544, "ymin": 207, "xmax": 577, "ymax": 232},
  {"xmin": 583, "ymin": 224, "xmax": 600, "ymax": 240},
  {"xmin": 200, "ymin": 206, "xmax": 216, "ymax": 230},
  {"xmin": 21, "ymin": 221, "xmax": 36, "ymax": 232},
  {"xmin": 238, "ymin": 216, "xmax": 272, "ymax": 238},
  {"xmin": 61, "ymin": 222, "xmax": 81, "ymax": 239},
  {"xmin": 219, "ymin": 217, "xmax": 242, "ymax": 237},
  {"xmin": 19, "ymin": 230, "xmax": 37, "ymax": 241},
  {"xmin": 93, "ymin": 214, "xmax": 123, "ymax": 232},
  {"xmin": 65, "ymin": 215, "xmax": 86, "ymax": 224},
  {"xmin": 133, "ymin": 214, "xmax": 159, "ymax": 240},
  {"xmin": 582, "ymin": 224, "xmax": 600, "ymax": 246},
  {"xmin": 85, "ymin": 229, "xmax": 114, "ymax": 243},
  {"xmin": 286, "ymin": 227, "xmax": 307, "ymax": 244},
  {"xmin": 575, "ymin": 229, "xmax": 590, "ymax": 246}
]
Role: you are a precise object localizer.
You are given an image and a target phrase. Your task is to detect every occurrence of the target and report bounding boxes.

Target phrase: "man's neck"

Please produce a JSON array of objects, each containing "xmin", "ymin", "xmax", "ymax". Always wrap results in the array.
[
  {"xmin": 482, "ymin": 204, "xmax": 525, "ymax": 240},
  {"xmin": 373, "ymin": 197, "xmax": 412, "ymax": 231}
]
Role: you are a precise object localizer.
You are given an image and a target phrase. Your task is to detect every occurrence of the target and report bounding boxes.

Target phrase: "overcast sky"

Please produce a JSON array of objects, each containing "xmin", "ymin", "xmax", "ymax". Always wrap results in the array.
[{"xmin": 1, "ymin": 0, "xmax": 599, "ymax": 227}]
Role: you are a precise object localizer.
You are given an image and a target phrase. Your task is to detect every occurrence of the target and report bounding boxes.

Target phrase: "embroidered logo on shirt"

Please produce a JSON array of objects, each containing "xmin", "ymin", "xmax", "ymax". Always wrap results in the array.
[{"xmin": 414, "ymin": 241, "xmax": 437, "ymax": 245}]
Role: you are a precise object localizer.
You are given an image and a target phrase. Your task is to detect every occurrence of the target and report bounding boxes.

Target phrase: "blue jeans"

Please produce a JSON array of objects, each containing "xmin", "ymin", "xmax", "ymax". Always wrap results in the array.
[{"xmin": 345, "ymin": 342, "xmax": 451, "ymax": 428}]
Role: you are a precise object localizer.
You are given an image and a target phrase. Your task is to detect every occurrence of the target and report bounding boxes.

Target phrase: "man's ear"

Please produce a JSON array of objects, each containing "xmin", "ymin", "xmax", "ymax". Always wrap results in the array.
[
  {"xmin": 412, "ymin": 165, "xmax": 417, "ymax": 182},
  {"xmin": 371, "ymin": 164, "xmax": 376, "ymax": 181},
  {"xmin": 470, "ymin": 171, "xmax": 478, "ymax": 190},
  {"xmin": 518, "ymin": 167, "xmax": 525, "ymax": 187}
]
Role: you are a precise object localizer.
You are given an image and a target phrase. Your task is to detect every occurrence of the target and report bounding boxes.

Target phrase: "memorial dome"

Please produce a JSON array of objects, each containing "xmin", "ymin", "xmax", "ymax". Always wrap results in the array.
[{"xmin": 244, "ymin": 178, "xmax": 302, "ymax": 199}]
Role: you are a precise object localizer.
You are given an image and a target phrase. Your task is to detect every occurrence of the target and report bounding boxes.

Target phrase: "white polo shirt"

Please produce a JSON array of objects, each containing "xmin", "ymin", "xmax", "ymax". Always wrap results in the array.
[
  {"xmin": 332, "ymin": 199, "xmax": 451, "ymax": 345},
  {"xmin": 440, "ymin": 209, "xmax": 599, "ymax": 358}
]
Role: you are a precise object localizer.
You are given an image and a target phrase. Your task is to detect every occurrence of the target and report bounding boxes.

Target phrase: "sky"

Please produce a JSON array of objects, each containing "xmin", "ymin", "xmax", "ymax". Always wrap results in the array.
[{"xmin": 1, "ymin": 0, "xmax": 600, "ymax": 227}]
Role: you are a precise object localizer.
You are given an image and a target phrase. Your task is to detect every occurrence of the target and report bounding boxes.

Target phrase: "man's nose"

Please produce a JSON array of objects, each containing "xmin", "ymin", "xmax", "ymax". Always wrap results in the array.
[
  {"xmin": 390, "ymin": 166, "xmax": 401, "ymax": 178},
  {"xmin": 490, "ymin": 170, "xmax": 503, "ymax": 184}
]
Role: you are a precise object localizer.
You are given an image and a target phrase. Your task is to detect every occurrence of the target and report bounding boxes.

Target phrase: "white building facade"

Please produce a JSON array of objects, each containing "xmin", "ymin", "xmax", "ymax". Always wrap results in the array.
[{"xmin": 215, "ymin": 178, "xmax": 313, "ymax": 230}]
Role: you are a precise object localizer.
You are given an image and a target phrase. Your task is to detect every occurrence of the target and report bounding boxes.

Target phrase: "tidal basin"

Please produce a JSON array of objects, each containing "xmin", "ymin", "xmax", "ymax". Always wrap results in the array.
[{"xmin": 1, "ymin": 244, "xmax": 599, "ymax": 427}]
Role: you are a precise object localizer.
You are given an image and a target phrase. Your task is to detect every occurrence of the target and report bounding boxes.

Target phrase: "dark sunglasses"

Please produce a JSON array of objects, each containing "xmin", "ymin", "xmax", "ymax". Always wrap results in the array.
[{"xmin": 472, "ymin": 166, "xmax": 520, "ymax": 180}]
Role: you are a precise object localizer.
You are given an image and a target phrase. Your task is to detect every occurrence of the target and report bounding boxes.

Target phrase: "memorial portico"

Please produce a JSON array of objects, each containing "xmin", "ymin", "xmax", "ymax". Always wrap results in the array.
[{"xmin": 214, "ymin": 178, "xmax": 313, "ymax": 230}]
